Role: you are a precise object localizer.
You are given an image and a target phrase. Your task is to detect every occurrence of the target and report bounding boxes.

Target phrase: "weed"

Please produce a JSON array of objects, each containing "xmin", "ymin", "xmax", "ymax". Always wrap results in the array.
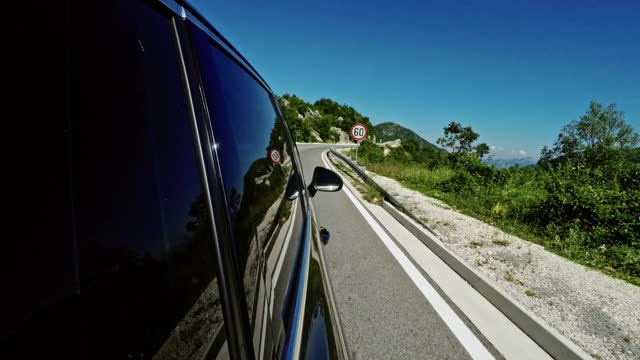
[
  {"xmin": 468, "ymin": 241, "xmax": 483, "ymax": 248},
  {"xmin": 362, "ymin": 184, "xmax": 383, "ymax": 205},
  {"xmin": 504, "ymin": 272, "xmax": 514, "ymax": 282},
  {"xmin": 504, "ymin": 272, "xmax": 525, "ymax": 286},
  {"xmin": 492, "ymin": 239, "xmax": 510, "ymax": 246},
  {"xmin": 475, "ymin": 258, "xmax": 489, "ymax": 267},
  {"xmin": 329, "ymin": 153, "xmax": 383, "ymax": 205},
  {"xmin": 491, "ymin": 202, "xmax": 508, "ymax": 218},
  {"xmin": 525, "ymin": 290, "xmax": 537, "ymax": 297}
]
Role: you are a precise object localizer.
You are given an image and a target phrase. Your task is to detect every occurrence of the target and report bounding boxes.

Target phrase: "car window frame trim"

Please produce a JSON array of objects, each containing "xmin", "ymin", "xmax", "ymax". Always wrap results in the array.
[
  {"xmin": 269, "ymin": 94, "xmax": 314, "ymax": 358},
  {"xmin": 170, "ymin": 13, "xmax": 254, "ymax": 360}
]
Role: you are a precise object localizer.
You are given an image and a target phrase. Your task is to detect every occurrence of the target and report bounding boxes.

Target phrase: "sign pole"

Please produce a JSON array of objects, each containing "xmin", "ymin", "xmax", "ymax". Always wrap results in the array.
[{"xmin": 355, "ymin": 141, "xmax": 359, "ymax": 164}]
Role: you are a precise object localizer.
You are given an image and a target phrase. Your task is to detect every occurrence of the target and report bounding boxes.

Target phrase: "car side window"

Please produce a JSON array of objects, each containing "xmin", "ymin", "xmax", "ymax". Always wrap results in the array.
[
  {"xmin": 190, "ymin": 26, "xmax": 307, "ymax": 357},
  {"xmin": 5, "ymin": 1, "xmax": 225, "ymax": 358}
]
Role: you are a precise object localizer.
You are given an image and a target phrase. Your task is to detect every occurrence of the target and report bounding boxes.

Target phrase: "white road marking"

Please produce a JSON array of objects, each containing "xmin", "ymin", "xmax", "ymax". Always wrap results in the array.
[{"xmin": 321, "ymin": 150, "xmax": 494, "ymax": 360}]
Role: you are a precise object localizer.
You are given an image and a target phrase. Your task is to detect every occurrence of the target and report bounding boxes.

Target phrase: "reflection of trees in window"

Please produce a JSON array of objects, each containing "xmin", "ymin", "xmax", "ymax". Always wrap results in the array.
[
  {"xmin": 232, "ymin": 123, "xmax": 291, "ymax": 275},
  {"xmin": 233, "ymin": 158, "xmax": 286, "ymax": 295},
  {"xmin": 76, "ymin": 192, "xmax": 225, "ymax": 359},
  {"xmin": 230, "ymin": 121, "xmax": 298, "ymax": 325},
  {"xmin": 166, "ymin": 192, "xmax": 217, "ymax": 317},
  {"xmin": 155, "ymin": 192, "xmax": 224, "ymax": 360}
]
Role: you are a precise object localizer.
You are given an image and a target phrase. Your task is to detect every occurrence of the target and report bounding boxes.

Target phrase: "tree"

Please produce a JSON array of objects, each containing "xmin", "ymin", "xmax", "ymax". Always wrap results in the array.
[
  {"xmin": 543, "ymin": 101, "xmax": 639, "ymax": 171},
  {"xmin": 437, "ymin": 122, "xmax": 481, "ymax": 163},
  {"xmin": 475, "ymin": 143, "xmax": 490, "ymax": 160}
]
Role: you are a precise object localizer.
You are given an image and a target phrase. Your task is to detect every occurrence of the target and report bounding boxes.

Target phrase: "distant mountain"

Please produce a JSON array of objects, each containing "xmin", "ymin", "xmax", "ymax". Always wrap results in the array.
[
  {"xmin": 373, "ymin": 122, "xmax": 440, "ymax": 150},
  {"xmin": 484, "ymin": 157, "xmax": 537, "ymax": 169}
]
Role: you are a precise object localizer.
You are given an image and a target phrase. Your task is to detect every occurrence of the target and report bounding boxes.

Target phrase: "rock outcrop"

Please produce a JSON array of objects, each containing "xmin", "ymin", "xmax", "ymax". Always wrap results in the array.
[
  {"xmin": 330, "ymin": 127, "xmax": 350, "ymax": 143},
  {"xmin": 378, "ymin": 139, "xmax": 402, "ymax": 148}
]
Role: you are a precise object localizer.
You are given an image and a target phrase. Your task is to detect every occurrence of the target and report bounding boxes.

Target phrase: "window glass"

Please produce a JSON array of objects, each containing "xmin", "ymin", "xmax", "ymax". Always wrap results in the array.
[
  {"xmin": 5, "ymin": 1, "xmax": 225, "ymax": 358},
  {"xmin": 191, "ymin": 27, "xmax": 306, "ymax": 356}
]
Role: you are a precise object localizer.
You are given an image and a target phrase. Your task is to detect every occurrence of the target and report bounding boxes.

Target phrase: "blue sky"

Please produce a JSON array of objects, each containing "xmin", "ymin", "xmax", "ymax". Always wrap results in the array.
[{"xmin": 190, "ymin": 0, "xmax": 639, "ymax": 159}]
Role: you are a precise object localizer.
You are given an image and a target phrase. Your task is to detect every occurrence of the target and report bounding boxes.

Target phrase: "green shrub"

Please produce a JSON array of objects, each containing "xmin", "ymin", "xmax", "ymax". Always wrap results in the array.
[
  {"xmin": 618, "ymin": 162, "xmax": 640, "ymax": 191},
  {"xmin": 438, "ymin": 171, "xmax": 478, "ymax": 192},
  {"xmin": 492, "ymin": 202, "xmax": 508, "ymax": 218},
  {"xmin": 539, "ymin": 165, "xmax": 639, "ymax": 248}
]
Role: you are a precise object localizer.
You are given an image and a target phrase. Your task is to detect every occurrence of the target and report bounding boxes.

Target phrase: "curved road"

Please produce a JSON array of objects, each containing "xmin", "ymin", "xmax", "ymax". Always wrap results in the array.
[{"xmin": 297, "ymin": 144, "xmax": 500, "ymax": 360}]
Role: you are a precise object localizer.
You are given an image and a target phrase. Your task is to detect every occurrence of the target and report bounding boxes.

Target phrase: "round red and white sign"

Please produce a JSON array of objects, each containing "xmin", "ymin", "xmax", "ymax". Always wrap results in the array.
[
  {"xmin": 269, "ymin": 149, "xmax": 281, "ymax": 164},
  {"xmin": 350, "ymin": 123, "xmax": 368, "ymax": 141}
]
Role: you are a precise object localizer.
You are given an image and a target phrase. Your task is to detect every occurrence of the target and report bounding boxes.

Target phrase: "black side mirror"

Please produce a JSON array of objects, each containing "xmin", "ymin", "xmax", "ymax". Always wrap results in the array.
[{"xmin": 308, "ymin": 167, "xmax": 343, "ymax": 197}]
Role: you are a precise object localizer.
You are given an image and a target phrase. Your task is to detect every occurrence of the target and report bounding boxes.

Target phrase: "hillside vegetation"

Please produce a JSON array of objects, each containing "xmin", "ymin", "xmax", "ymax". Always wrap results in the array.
[
  {"xmin": 277, "ymin": 94, "xmax": 374, "ymax": 143},
  {"xmin": 342, "ymin": 101, "xmax": 639, "ymax": 285}
]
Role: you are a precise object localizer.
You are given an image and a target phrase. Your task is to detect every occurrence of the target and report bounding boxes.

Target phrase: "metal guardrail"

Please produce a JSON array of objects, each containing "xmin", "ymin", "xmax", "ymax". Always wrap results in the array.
[{"xmin": 329, "ymin": 149, "xmax": 439, "ymax": 237}]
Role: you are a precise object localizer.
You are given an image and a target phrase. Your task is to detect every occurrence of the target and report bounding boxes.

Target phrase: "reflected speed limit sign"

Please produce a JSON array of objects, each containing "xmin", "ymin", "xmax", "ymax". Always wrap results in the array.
[
  {"xmin": 269, "ymin": 149, "xmax": 281, "ymax": 164},
  {"xmin": 350, "ymin": 123, "xmax": 368, "ymax": 141}
]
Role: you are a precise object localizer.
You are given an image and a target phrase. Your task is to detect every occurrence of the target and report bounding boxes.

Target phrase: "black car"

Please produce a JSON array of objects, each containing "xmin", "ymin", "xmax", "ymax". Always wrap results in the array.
[{"xmin": 3, "ymin": 0, "xmax": 348, "ymax": 358}]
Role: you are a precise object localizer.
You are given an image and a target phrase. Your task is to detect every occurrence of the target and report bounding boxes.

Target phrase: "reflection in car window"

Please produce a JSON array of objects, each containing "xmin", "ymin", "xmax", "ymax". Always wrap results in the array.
[
  {"xmin": 5, "ymin": 1, "xmax": 224, "ymax": 358},
  {"xmin": 191, "ymin": 26, "xmax": 307, "ymax": 357}
]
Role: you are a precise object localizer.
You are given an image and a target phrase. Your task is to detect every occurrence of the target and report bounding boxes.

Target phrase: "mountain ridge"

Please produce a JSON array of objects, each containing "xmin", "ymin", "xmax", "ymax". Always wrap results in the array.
[{"xmin": 373, "ymin": 122, "xmax": 440, "ymax": 150}]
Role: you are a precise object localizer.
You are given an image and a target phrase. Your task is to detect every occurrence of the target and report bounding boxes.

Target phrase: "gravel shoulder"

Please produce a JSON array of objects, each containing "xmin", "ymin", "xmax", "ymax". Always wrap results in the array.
[{"xmin": 360, "ymin": 167, "xmax": 639, "ymax": 360}]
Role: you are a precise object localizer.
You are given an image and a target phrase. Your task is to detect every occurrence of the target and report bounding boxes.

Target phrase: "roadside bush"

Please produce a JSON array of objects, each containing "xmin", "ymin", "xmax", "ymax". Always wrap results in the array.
[
  {"xmin": 540, "ymin": 166, "xmax": 638, "ymax": 247},
  {"xmin": 618, "ymin": 162, "xmax": 640, "ymax": 192},
  {"xmin": 437, "ymin": 170, "xmax": 479, "ymax": 192},
  {"xmin": 605, "ymin": 245, "xmax": 640, "ymax": 278},
  {"xmin": 356, "ymin": 140, "xmax": 385, "ymax": 162},
  {"xmin": 387, "ymin": 147, "xmax": 413, "ymax": 164}
]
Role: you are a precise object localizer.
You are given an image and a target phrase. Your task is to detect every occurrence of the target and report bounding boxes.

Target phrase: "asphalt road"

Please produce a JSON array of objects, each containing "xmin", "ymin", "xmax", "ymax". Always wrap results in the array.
[{"xmin": 297, "ymin": 144, "xmax": 479, "ymax": 360}]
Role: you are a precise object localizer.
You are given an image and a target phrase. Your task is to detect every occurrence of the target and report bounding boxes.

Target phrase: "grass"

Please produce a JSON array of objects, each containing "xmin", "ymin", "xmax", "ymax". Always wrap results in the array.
[
  {"xmin": 363, "ymin": 185, "xmax": 383, "ymax": 204},
  {"xmin": 492, "ymin": 238, "xmax": 510, "ymax": 246},
  {"xmin": 352, "ymin": 155, "xmax": 640, "ymax": 287},
  {"xmin": 525, "ymin": 290, "xmax": 537, "ymax": 297},
  {"xmin": 504, "ymin": 272, "xmax": 515, "ymax": 282},
  {"xmin": 504, "ymin": 271, "xmax": 525, "ymax": 286},
  {"xmin": 329, "ymin": 153, "xmax": 384, "ymax": 205},
  {"xmin": 467, "ymin": 241, "xmax": 483, "ymax": 248},
  {"xmin": 474, "ymin": 258, "xmax": 489, "ymax": 267},
  {"xmin": 356, "ymin": 155, "xmax": 546, "ymax": 240}
]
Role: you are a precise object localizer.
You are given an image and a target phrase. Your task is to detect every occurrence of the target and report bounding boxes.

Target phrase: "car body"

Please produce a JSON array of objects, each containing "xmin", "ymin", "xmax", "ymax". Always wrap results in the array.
[{"xmin": 3, "ymin": 0, "xmax": 347, "ymax": 358}]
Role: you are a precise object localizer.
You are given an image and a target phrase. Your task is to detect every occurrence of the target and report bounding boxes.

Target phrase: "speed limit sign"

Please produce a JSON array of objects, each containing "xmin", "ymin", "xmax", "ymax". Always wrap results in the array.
[
  {"xmin": 350, "ymin": 123, "xmax": 368, "ymax": 141},
  {"xmin": 269, "ymin": 149, "xmax": 281, "ymax": 164}
]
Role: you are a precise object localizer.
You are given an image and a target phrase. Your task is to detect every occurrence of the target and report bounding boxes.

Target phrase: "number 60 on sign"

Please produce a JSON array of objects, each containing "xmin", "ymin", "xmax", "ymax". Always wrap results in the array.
[{"xmin": 350, "ymin": 123, "xmax": 367, "ymax": 142}]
